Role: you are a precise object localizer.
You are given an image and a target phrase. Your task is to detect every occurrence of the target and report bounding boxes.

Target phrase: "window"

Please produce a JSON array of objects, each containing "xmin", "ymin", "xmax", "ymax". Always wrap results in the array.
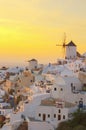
[
  {"xmin": 18, "ymin": 90, "xmax": 20, "ymax": 92},
  {"xmin": 58, "ymin": 109, "xmax": 61, "ymax": 113},
  {"xmin": 71, "ymin": 83, "xmax": 73, "ymax": 92},
  {"xmin": 71, "ymin": 83, "xmax": 73, "ymax": 87},
  {"xmin": 39, "ymin": 113, "xmax": 41, "ymax": 117},
  {"xmin": 84, "ymin": 84, "xmax": 86, "ymax": 87},
  {"xmin": 35, "ymin": 66, "xmax": 37, "ymax": 69},
  {"xmin": 54, "ymin": 114, "xmax": 56, "ymax": 118},
  {"xmin": 63, "ymin": 115, "xmax": 65, "ymax": 119},
  {"xmin": 75, "ymin": 101, "xmax": 77, "ymax": 104},
  {"xmin": 58, "ymin": 115, "xmax": 61, "ymax": 120},
  {"xmin": 33, "ymin": 76, "xmax": 35, "ymax": 82},
  {"xmin": 60, "ymin": 88, "xmax": 63, "ymax": 91},
  {"xmin": 73, "ymin": 86, "xmax": 75, "ymax": 90},
  {"xmin": 48, "ymin": 114, "xmax": 50, "ymax": 118},
  {"xmin": 54, "ymin": 88, "xmax": 57, "ymax": 91},
  {"xmin": 31, "ymin": 80, "xmax": 33, "ymax": 82}
]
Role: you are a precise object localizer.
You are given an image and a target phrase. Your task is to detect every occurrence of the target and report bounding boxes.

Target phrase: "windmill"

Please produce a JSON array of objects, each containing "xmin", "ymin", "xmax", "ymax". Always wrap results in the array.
[{"xmin": 56, "ymin": 33, "xmax": 66, "ymax": 59}]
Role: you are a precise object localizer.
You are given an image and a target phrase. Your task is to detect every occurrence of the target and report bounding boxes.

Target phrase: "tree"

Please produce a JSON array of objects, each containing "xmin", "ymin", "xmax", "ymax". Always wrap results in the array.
[
  {"xmin": 56, "ymin": 110, "xmax": 86, "ymax": 130},
  {"xmin": 57, "ymin": 122, "xmax": 72, "ymax": 130}
]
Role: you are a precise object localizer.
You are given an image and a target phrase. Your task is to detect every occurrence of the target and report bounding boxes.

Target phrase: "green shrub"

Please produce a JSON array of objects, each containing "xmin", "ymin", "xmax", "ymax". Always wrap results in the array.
[
  {"xmin": 56, "ymin": 110, "xmax": 86, "ymax": 130},
  {"xmin": 73, "ymin": 125, "xmax": 86, "ymax": 130}
]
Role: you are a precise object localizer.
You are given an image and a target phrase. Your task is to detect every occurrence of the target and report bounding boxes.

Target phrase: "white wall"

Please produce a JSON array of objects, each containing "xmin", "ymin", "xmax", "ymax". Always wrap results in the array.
[
  {"xmin": 51, "ymin": 82, "xmax": 86, "ymax": 105},
  {"xmin": 28, "ymin": 122, "xmax": 54, "ymax": 130},
  {"xmin": 23, "ymin": 93, "xmax": 50, "ymax": 117},
  {"xmin": 65, "ymin": 46, "xmax": 76, "ymax": 59},
  {"xmin": 10, "ymin": 112, "xmax": 23, "ymax": 124},
  {"xmin": 29, "ymin": 61, "xmax": 38, "ymax": 70},
  {"xmin": 1, "ymin": 125, "xmax": 12, "ymax": 130},
  {"xmin": 79, "ymin": 71, "xmax": 86, "ymax": 84},
  {"xmin": 35, "ymin": 106, "xmax": 68, "ymax": 128}
]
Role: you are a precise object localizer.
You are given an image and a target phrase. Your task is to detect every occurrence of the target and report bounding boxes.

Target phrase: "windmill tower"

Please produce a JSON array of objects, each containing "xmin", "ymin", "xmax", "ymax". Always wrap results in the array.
[
  {"xmin": 56, "ymin": 33, "xmax": 66, "ymax": 59},
  {"xmin": 56, "ymin": 34, "xmax": 77, "ymax": 59},
  {"xmin": 65, "ymin": 41, "xmax": 77, "ymax": 59}
]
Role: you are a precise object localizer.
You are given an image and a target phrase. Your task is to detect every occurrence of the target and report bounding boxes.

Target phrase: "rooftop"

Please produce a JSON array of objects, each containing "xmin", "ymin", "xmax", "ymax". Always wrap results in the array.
[
  {"xmin": 41, "ymin": 98, "xmax": 75, "ymax": 108},
  {"xmin": 66, "ymin": 41, "xmax": 76, "ymax": 47},
  {"xmin": 28, "ymin": 59, "xmax": 37, "ymax": 62}
]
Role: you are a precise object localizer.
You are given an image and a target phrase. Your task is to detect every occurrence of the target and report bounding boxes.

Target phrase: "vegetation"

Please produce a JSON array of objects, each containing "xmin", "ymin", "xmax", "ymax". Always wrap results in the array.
[
  {"xmin": 57, "ymin": 110, "xmax": 86, "ymax": 130},
  {"xmin": 8, "ymin": 89, "xmax": 15, "ymax": 95},
  {"xmin": 2, "ymin": 93, "xmax": 9, "ymax": 102},
  {"xmin": 16, "ymin": 95, "xmax": 23, "ymax": 105},
  {"xmin": 0, "ymin": 115, "xmax": 6, "ymax": 128},
  {"xmin": 82, "ymin": 86, "xmax": 86, "ymax": 91}
]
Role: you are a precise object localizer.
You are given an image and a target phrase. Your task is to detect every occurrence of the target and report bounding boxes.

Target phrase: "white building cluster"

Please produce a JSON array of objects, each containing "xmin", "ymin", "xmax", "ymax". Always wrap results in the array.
[{"xmin": 0, "ymin": 48, "xmax": 86, "ymax": 130}]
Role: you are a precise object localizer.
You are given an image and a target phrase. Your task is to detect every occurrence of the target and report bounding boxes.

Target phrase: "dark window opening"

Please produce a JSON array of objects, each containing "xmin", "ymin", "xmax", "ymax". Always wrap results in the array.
[
  {"xmin": 39, "ymin": 113, "xmax": 41, "ymax": 117},
  {"xmin": 71, "ymin": 83, "xmax": 73, "ymax": 87},
  {"xmin": 35, "ymin": 66, "xmax": 37, "ymax": 69},
  {"xmin": 54, "ymin": 88, "xmax": 57, "ymax": 91},
  {"xmin": 63, "ymin": 115, "xmax": 65, "ymax": 119},
  {"xmin": 84, "ymin": 84, "xmax": 86, "ymax": 87},
  {"xmin": 58, "ymin": 109, "xmax": 61, "ymax": 113},
  {"xmin": 18, "ymin": 90, "xmax": 20, "ymax": 92},
  {"xmin": 73, "ymin": 86, "xmax": 75, "ymax": 90},
  {"xmin": 48, "ymin": 114, "xmax": 50, "ymax": 118},
  {"xmin": 60, "ymin": 88, "xmax": 63, "ymax": 91},
  {"xmin": 54, "ymin": 114, "xmax": 56, "ymax": 118},
  {"xmin": 58, "ymin": 115, "xmax": 61, "ymax": 120},
  {"xmin": 31, "ymin": 80, "xmax": 33, "ymax": 82}
]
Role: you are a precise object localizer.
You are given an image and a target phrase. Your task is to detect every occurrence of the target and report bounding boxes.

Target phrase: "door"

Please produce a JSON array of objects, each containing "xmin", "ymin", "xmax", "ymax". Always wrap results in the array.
[{"xmin": 43, "ymin": 114, "xmax": 46, "ymax": 121}]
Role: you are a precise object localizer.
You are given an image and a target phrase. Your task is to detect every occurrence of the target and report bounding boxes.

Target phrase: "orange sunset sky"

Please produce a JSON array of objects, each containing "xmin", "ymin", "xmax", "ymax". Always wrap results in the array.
[{"xmin": 0, "ymin": 0, "xmax": 86, "ymax": 66}]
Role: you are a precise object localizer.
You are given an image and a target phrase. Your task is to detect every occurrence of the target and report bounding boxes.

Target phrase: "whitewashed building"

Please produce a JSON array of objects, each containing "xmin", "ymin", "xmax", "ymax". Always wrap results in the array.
[
  {"xmin": 51, "ymin": 76, "xmax": 86, "ymax": 105},
  {"xmin": 35, "ymin": 98, "xmax": 77, "ymax": 128},
  {"xmin": 79, "ymin": 70, "xmax": 86, "ymax": 84},
  {"xmin": 28, "ymin": 59, "xmax": 38, "ymax": 70},
  {"xmin": 65, "ymin": 41, "xmax": 77, "ymax": 59},
  {"xmin": 23, "ymin": 93, "xmax": 50, "ymax": 118}
]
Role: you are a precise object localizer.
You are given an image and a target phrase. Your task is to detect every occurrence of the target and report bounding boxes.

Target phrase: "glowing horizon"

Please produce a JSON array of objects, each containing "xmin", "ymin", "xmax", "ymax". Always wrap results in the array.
[{"xmin": 0, "ymin": 0, "xmax": 86, "ymax": 66}]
